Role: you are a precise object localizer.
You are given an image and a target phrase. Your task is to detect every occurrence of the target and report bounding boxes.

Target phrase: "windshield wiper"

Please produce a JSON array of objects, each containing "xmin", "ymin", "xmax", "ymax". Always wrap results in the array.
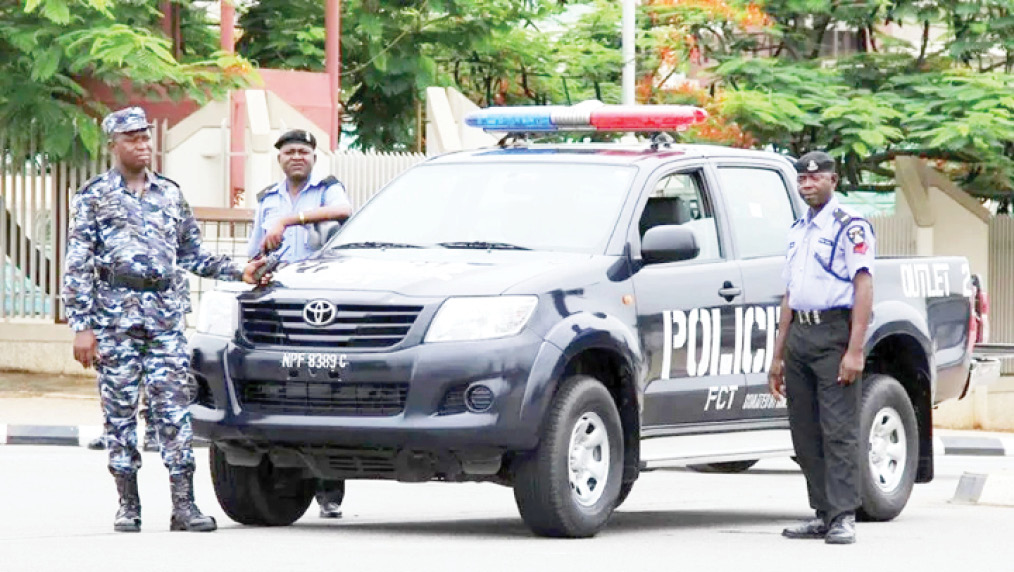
[
  {"xmin": 332, "ymin": 241, "xmax": 423, "ymax": 249},
  {"xmin": 438, "ymin": 241, "xmax": 531, "ymax": 251}
]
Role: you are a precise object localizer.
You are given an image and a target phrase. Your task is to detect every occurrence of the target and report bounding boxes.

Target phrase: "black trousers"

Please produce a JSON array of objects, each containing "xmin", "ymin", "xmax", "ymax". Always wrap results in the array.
[
  {"xmin": 784, "ymin": 316, "xmax": 861, "ymax": 523},
  {"xmin": 316, "ymin": 479, "xmax": 345, "ymax": 506}
]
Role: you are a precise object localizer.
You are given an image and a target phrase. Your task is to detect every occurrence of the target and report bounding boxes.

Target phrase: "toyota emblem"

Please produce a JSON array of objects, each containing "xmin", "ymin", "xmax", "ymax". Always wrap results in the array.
[{"xmin": 303, "ymin": 300, "xmax": 337, "ymax": 327}]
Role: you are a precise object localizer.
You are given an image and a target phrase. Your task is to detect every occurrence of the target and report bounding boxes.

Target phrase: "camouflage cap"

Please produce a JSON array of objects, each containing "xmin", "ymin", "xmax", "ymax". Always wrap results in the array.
[
  {"xmin": 794, "ymin": 151, "xmax": 836, "ymax": 174},
  {"xmin": 101, "ymin": 107, "xmax": 152, "ymax": 136},
  {"xmin": 274, "ymin": 129, "xmax": 317, "ymax": 150}
]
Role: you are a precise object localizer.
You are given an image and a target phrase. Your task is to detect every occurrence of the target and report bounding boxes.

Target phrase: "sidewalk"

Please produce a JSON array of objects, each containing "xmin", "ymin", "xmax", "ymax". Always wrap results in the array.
[{"xmin": 3, "ymin": 370, "xmax": 1014, "ymax": 454}]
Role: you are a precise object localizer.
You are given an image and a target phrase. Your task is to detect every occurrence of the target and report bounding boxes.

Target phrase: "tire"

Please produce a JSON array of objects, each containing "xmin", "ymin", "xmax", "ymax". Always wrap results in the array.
[
  {"xmin": 857, "ymin": 374, "xmax": 919, "ymax": 522},
  {"xmin": 687, "ymin": 460, "xmax": 759, "ymax": 474},
  {"xmin": 614, "ymin": 480, "xmax": 635, "ymax": 509},
  {"xmin": 210, "ymin": 444, "xmax": 315, "ymax": 526},
  {"xmin": 513, "ymin": 375, "xmax": 624, "ymax": 538}
]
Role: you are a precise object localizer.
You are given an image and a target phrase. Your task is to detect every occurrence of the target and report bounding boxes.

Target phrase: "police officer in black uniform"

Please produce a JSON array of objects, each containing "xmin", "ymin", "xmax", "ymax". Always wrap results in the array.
[{"xmin": 768, "ymin": 151, "xmax": 876, "ymax": 545}]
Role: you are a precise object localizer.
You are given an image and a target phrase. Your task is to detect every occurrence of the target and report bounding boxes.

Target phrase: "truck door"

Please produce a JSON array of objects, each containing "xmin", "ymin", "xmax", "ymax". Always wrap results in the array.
[
  {"xmin": 631, "ymin": 166, "xmax": 748, "ymax": 429},
  {"xmin": 711, "ymin": 163, "xmax": 800, "ymax": 421}
]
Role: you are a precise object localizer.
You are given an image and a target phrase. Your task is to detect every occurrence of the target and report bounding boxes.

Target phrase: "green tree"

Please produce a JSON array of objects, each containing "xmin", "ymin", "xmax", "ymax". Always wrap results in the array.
[
  {"xmin": 0, "ymin": 0, "xmax": 251, "ymax": 158},
  {"xmin": 238, "ymin": 0, "xmax": 571, "ymax": 150}
]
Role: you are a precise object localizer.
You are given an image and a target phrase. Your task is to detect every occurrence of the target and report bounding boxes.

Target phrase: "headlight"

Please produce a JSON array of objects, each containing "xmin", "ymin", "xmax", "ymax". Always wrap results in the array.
[
  {"xmin": 425, "ymin": 296, "xmax": 538, "ymax": 343},
  {"xmin": 195, "ymin": 290, "xmax": 239, "ymax": 338}
]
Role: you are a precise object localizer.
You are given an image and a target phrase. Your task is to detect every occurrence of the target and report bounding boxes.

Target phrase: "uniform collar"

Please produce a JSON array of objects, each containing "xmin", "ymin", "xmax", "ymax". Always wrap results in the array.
[
  {"xmin": 109, "ymin": 168, "xmax": 158, "ymax": 194},
  {"xmin": 806, "ymin": 195, "xmax": 840, "ymax": 230},
  {"xmin": 283, "ymin": 172, "xmax": 327, "ymax": 196}
]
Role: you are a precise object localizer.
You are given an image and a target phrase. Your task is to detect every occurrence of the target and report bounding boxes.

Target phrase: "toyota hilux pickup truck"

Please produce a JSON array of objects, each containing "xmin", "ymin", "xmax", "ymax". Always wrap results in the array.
[{"xmin": 189, "ymin": 105, "xmax": 981, "ymax": 538}]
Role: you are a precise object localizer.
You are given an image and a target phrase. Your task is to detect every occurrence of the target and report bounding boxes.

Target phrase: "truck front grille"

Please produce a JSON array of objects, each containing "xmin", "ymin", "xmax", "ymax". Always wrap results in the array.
[
  {"xmin": 238, "ymin": 380, "xmax": 409, "ymax": 416},
  {"xmin": 240, "ymin": 300, "xmax": 423, "ymax": 349}
]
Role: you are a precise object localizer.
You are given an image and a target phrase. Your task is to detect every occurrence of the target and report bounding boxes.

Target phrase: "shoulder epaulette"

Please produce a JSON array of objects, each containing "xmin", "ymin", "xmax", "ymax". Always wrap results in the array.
[
  {"xmin": 321, "ymin": 175, "xmax": 340, "ymax": 187},
  {"xmin": 832, "ymin": 208, "xmax": 853, "ymax": 227},
  {"xmin": 75, "ymin": 174, "xmax": 104, "ymax": 194},
  {"xmin": 791, "ymin": 218, "xmax": 804, "ymax": 228},
  {"xmin": 155, "ymin": 173, "xmax": 181, "ymax": 188},
  {"xmin": 256, "ymin": 183, "xmax": 276, "ymax": 202}
]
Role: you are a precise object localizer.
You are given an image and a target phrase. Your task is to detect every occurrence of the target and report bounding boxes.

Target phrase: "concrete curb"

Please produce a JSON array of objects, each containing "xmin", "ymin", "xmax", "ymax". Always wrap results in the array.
[
  {"xmin": 0, "ymin": 424, "xmax": 207, "ymax": 447},
  {"xmin": 1, "ymin": 423, "xmax": 1011, "ymax": 455}
]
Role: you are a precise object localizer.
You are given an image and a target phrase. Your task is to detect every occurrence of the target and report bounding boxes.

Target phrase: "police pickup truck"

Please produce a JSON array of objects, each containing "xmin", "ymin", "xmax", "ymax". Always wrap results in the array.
[{"xmin": 190, "ymin": 104, "xmax": 981, "ymax": 538}]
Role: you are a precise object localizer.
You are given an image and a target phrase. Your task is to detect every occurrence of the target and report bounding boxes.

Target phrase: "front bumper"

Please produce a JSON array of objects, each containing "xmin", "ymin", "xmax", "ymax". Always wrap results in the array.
[{"xmin": 188, "ymin": 330, "xmax": 560, "ymax": 453}]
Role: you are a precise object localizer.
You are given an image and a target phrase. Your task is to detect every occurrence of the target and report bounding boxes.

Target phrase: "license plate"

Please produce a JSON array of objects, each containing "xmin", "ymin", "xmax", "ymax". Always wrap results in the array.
[{"xmin": 280, "ymin": 352, "xmax": 348, "ymax": 372}]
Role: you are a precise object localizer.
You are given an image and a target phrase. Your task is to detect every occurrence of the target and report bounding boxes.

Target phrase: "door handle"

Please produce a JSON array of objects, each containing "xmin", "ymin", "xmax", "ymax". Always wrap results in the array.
[{"xmin": 718, "ymin": 281, "xmax": 742, "ymax": 301}]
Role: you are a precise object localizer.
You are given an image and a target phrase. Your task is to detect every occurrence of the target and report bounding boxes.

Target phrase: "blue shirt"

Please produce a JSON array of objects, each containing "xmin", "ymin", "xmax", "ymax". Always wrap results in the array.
[
  {"xmin": 783, "ymin": 195, "xmax": 876, "ymax": 311},
  {"xmin": 248, "ymin": 173, "xmax": 352, "ymax": 262}
]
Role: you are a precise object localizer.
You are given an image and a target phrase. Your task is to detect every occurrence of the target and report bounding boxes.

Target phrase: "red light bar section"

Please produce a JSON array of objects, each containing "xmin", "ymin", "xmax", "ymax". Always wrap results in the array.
[{"xmin": 589, "ymin": 105, "xmax": 707, "ymax": 130}]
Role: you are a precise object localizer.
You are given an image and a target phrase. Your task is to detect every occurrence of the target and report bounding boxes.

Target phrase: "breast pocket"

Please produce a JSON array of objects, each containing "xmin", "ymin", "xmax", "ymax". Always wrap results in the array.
[{"xmin": 95, "ymin": 197, "xmax": 130, "ymax": 242}]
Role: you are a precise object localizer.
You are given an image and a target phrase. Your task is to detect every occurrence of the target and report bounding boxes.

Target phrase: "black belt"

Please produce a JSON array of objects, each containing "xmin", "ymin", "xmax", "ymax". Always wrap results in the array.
[
  {"xmin": 98, "ymin": 268, "xmax": 172, "ymax": 292},
  {"xmin": 793, "ymin": 308, "xmax": 851, "ymax": 326}
]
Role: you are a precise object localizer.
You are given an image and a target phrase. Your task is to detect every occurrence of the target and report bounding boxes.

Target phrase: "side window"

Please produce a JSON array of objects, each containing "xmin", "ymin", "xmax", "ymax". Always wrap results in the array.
[
  {"xmin": 639, "ymin": 170, "xmax": 721, "ymax": 261},
  {"xmin": 717, "ymin": 167, "xmax": 795, "ymax": 259}
]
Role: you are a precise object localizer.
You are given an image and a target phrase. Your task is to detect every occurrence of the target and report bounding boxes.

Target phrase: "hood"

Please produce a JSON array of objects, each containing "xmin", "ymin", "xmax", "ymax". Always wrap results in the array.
[{"xmin": 266, "ymin": 249, "xmax": 597, "ymax": 298}]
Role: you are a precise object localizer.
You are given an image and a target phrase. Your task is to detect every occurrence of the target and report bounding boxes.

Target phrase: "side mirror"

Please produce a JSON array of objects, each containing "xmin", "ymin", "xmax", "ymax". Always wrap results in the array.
[{"xmin": 641, "ymin": 225, "xmax": 699, "ymax": 264}]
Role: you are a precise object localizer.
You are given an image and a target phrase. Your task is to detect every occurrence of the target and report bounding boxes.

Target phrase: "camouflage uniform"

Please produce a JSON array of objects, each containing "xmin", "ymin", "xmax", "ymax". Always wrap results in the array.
[{"xmin": 62, "ymin": 153, "xmax": 242, "ymax": 480}]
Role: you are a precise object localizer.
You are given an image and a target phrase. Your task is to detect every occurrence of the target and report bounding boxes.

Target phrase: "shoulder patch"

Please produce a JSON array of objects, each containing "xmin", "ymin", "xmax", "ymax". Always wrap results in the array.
[{"xmin": 256, "ymin": 183, "xmax": 276, "ymax": 202}]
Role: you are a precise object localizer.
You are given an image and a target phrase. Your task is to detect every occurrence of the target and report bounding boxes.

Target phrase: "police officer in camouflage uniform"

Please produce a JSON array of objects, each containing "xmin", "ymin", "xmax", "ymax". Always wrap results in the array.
[
  {"xmin": 63, "ymin": 107, "xmax": 267, "ymax": 533},
  {"xmin": 768, "ymin": 151, "xmax": 875, "ymax": 545}
]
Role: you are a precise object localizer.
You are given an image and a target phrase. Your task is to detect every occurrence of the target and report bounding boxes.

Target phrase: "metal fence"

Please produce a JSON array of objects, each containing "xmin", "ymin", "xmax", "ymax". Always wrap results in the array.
[
  {"xmin": 331, "ymin": 150, "xmax": 427, "ymax": 208},
  {"xmin": 989, "ymin": 215, "xmax": 1014, "ymax": 373},
  {"xmin": 869, "ymin": 214, "xmax": 918, "ymax": 256}
]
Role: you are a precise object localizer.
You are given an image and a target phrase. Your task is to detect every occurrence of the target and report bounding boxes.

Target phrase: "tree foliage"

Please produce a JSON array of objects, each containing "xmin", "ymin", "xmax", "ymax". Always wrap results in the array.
[
  {"xmin": 636, "ymin": 0, "xmax": 1014, "ymax": 200},
  {"xmin": 0, "ymin": 0, "xmax": 251, "ymax": 159}
]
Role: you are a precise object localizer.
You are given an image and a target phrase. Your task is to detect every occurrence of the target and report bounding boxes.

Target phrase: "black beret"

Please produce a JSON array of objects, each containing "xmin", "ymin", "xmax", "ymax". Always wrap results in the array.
[
  {"xmin": 794, "ymin": 151, "xmax": 836, "ymax": 174},
  {"xmin": 274, "ymin": 129, "xmax": 317, "ymax": 150}
]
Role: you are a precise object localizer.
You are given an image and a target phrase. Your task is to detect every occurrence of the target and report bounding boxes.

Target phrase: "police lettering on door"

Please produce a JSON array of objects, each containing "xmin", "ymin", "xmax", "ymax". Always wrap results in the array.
[{"xmin": 659, "ymin": 305, "xmax": 782, "ymax": 379}]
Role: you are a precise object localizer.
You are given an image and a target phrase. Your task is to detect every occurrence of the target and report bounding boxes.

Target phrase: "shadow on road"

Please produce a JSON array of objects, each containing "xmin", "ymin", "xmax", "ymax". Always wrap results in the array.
[{"xmin": 239, "ymin": 508, "xmax": 809, "ymax": 539}]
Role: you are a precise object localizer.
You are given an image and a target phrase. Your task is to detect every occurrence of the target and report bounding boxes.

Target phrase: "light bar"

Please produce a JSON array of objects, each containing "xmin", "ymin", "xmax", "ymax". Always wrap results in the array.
[{"xmin": 464, "ymin": 102, "xmax": 707, "ymax": 133}]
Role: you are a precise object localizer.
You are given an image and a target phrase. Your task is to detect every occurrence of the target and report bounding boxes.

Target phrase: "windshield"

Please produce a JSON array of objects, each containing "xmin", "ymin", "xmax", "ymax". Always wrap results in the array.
[{"xmin": 326, "ymin": 162, "xmax": 637, "ymax": 254}]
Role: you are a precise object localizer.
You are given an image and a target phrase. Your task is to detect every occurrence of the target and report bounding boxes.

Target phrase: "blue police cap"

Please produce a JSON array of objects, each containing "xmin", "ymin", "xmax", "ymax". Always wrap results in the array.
[{"xmin": 101, "ymin": 107, "xmax": 152, "ymax": 136}]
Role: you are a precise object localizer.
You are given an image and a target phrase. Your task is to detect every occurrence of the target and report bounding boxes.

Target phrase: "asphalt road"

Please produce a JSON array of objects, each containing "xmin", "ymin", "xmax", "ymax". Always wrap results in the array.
[{"xmin": 1, "ymin": 446, "xmax": 1012, "ymax": 572}]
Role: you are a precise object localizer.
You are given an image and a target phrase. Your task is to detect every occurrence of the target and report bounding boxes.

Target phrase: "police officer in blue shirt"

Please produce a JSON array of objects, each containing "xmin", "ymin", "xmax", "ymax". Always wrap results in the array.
[
  {"xmin": 248, "ymin": 129, "xmax": 352, "ymax": 518},
  {"xmin": 768, "ymin": 151, "xmax": 875, "ymax": 545},
  {"xmin": 248, "ymin": 129, "xmax": 352, "ymax": 260}
]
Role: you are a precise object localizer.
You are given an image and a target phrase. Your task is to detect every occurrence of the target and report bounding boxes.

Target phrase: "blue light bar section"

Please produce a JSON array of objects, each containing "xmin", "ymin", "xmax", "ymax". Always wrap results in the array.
[{"xmin": 464, "ymin": 107, "xmax": 560, "ymax": 132}]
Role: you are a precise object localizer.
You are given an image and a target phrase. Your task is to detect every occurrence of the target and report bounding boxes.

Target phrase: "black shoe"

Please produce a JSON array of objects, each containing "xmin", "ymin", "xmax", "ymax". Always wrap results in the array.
[
  {"xmin": 87, "ymin": 436, "xmax": 107, "ymax": 450},
  {"xmin": 319, "ymin": 502, "xmax": 343, "ymax": 519},
  {"xmin": 782, "ymin": 518, "xmax": 828, "ymax": 539},
  {"xmin": 825, "ymin": 514, "xmax": 856, "ymax": 545}
]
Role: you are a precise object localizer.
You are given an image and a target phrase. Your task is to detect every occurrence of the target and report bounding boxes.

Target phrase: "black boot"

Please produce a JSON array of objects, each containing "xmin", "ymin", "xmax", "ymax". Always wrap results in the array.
[
  {"xmin": 169, "ymin": 472, "xmax": 217, "ymax": 532},
  {"xmin": 113, "ymin": 473, "xmax": 141, "ymax": 532}
]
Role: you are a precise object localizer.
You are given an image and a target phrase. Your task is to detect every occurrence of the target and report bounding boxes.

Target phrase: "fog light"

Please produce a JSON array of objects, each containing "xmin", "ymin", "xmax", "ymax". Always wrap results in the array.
[{"xmin": 464, "ymin": 384, "xmax": 494, "ymax": 413}]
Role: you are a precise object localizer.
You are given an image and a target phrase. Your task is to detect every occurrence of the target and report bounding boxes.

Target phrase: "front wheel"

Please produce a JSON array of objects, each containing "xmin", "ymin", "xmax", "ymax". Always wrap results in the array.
[
  {"xmin": 210, "ymin": 444, "xmax": 315, "ymax": 526},
  {"xmin": 857, "ymin": 374, "xmax": 919, "ymax": 521},
  {"xmin": 513, "ymin": 375, "xmax": 624, "ymax": 538}
]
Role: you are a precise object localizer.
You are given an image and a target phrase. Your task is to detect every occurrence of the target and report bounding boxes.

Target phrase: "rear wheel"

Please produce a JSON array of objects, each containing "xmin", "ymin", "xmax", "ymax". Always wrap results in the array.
[
  {"xmin": 210, "ymin": 444, "xmax": 315, "ymax": 526},
  {"xmin": 857, "ymin": 374, "xmax": 918, "ymax": 522},
  {"xmin": 688, "ymin": 460, "xmax": 759, "ymax": 474},
  {"xmin": 513, "ymin": 375, "xmax": 624, "ymax": 538}
]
